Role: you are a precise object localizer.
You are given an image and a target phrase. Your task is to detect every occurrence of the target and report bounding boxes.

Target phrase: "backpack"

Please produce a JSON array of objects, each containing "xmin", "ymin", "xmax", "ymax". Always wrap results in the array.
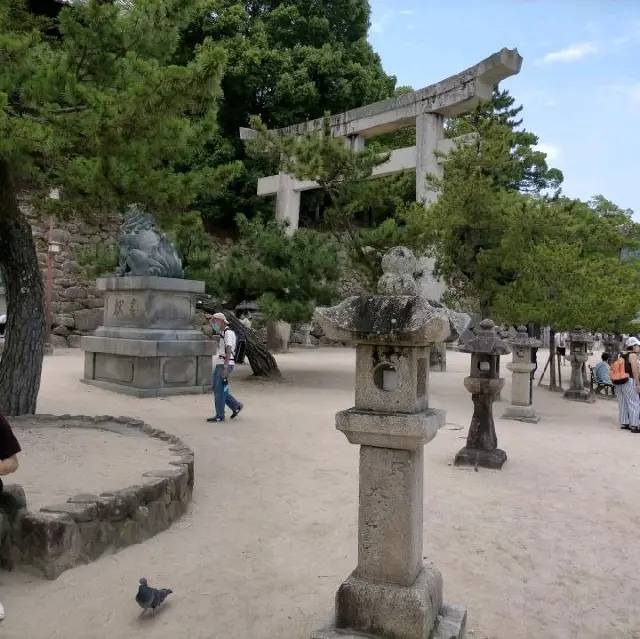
[
  {"xmin": 610, "ymin": 355, "xmax": 630, "ymax": 385},
  {"xmin": 224, "ymin": 326, "xmax": 246, "ymax": 363}
]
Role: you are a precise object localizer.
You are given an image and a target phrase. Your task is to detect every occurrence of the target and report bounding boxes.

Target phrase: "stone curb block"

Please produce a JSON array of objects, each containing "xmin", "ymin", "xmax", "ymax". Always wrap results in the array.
[{"xmin": 5, "ymin": 414, "xmax": 195, "ymax": 580}]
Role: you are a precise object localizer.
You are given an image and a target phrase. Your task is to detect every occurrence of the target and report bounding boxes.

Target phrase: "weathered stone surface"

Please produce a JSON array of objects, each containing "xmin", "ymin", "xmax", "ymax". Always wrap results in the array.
[
  {"xmin": 333, "ymin": 567, "xmax": 443, "ymax": 639},
  {"xmin": 74, "ymin": 308, "xmax": 103, "ymax": 332},
  {"xmin": 118, "ymin": 204, "xmax": 184, "ymax": 278},
  {"xmin": 49, "ymin": 334, "xmax": 69, "ymax": 348},
  {"xmin": 456, "ymin": 319, "xmax": 509, "ymax": 471},
  {"xmin": 67, "ymin": 335, "xmax": 83, "ymax": 348},
  {"xmin": 564, "ymin": 326, "xmax": 595, "ymax": 404},
  {"xmin": 82, "ymin": 276, "xmax": 213, "ymax": 396},
  {"xmin": 5, "ymin": 414, "xmax": 194, "ymax": 580},
  {"xmin": 311, "ymin": 247, "xmax": 465, "ymax": 639},
  {"xmin": 63, "ymin": 286, "xmax": 88, "ymax": 300},
  {"xmin": 52, "ymin": 325, "xmax": 70, "ymax": 337},
  {"xmin": 53, "ymin": 314, "xmax": 75, "ymax": 328},
  {"xmin": 503, "ymin": 326, "xmax": 541, "ymax": 423},
  {"xmin": 432, "ymin": 604, "xmax": 468, "ymax": 639}
]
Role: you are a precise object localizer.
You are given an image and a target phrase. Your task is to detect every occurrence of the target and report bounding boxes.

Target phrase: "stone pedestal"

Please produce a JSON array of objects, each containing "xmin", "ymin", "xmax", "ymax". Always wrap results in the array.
[
  {"xmin": 266, "ymin": 320, "xmax": 290, "ymax": 353},
  {"xmin": 81, "ymin": 276, "xmax": 214, "ymax": 397},
  {"xmin": 502, "ymin": 326, "xmax": 541, "ymax": 423},
  {"xmin": 299, "ymin": 323, "xmax": 315, "ymax": 349},
  {"xmin": 455, "ymin": 319, "xmax": 511, "ymax": 470},
  {"xmin": 311, "ymin": 247, "xmax": 466, "ymax": 639},
  {"xmin": 563, "ymin": 327, "xmax": 595, "ymax": 404},
  {"xmin": 429, "ymin": 343, "xmax": 447, "ymax": 372}
]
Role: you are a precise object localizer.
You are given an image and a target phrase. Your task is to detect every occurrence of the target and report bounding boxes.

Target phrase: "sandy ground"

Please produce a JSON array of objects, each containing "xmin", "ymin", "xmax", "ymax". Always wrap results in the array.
[
  {"xmin": 0, "ymin": 348, "xmax": 639, "ymax": 639},
  {"xmin": 15, "ymin": 425, "xmax": 176, "ymax": 511}
]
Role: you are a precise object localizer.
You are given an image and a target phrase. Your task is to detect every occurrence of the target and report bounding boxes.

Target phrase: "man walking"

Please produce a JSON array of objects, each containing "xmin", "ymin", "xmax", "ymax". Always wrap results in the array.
[{"xmin": 207, "ymin": 313, "xmax": 243, "ymax": 423}]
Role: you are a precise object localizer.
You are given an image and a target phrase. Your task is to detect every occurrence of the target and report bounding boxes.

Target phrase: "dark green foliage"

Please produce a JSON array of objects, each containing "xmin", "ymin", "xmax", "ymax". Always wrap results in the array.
[
  {"xmin": 446, "ymin": 88, "xmax": 564, "ymax": 194},
  {"xmin": 177, "ymin": 0, "xmax": 396, "ymax": 228},
  {"xmin": 210, "ymin": 214, "xmax": 342, "ymax": 323}
]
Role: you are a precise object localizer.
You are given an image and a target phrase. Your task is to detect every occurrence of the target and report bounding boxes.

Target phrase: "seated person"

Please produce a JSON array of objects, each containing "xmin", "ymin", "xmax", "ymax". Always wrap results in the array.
[
  {"xmin": 0, "ymin": 413, "xmax": 21, "ymax": 621},
  {"xmin": 593, "ymin": 352, "xmax": 613, "ymax": 386}
]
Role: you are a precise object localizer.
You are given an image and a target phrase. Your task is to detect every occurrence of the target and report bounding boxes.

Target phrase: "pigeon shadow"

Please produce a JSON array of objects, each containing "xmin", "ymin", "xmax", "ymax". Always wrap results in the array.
[{"xmin": 136, "ymin": 601, "xmax": 173, "ymax": 624}]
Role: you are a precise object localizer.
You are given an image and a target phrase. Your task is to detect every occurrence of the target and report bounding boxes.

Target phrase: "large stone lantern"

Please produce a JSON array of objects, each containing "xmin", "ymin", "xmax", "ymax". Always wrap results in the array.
[
  {"xmin": 564, "ymin": 327, "xmax": 595, "ymax": 403},
  {"xmin": 311, "ymin": 247, "xmax": 467, "ymax": 639},
  {"xmin": 455, "ymin": 319, "xmax": 511, "ymax": 470},
  {"xmin": 502, "ymin": 326, "xmax": 541, "ymax": 423}
]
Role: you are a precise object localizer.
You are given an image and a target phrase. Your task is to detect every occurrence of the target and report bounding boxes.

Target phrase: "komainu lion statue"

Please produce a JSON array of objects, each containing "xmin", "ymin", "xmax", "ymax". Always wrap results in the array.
[{"xmin": 118, "ymin": 204, "xmax": 184, "ymax": 278}]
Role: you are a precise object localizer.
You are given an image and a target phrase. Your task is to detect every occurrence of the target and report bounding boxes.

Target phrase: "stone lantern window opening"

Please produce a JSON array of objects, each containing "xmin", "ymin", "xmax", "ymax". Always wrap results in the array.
[{"xmin": 373, "ymin": 362, "xmax": 399, "ymax": 392}]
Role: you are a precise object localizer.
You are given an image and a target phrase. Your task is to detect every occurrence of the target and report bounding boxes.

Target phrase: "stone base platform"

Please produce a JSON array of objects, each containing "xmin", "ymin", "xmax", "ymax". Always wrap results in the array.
[
  {"xmin": 81, "ymin": 276, "xmax": 214, "ymax": 397},
  {"xmin": 311, "ymin": 566, "xmax": 466, "ymax": 639},
  {"xmin": 311, "ymin": 604, "xmax": 467, "ymax": 639},
  {"xmin": 502, "ymin": 404, "xmax": 540, "ymax": 423},
  {"xmin": 564, "ymin": 388, "xmax": 595, "ymax": 403},
  {"xmin": 455, "ymin": 446, "xmax": 507, "ymax": 470}
]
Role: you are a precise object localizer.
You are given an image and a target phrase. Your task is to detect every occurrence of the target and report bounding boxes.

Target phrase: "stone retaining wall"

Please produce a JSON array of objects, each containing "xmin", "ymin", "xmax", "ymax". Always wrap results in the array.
[
  {"xmin": 3, "ymin": 414, "xmax": 194, "ymax": 580},
  {"xmin": 21, "ymin": 200, "xmax": 363, "ymax": 348}
]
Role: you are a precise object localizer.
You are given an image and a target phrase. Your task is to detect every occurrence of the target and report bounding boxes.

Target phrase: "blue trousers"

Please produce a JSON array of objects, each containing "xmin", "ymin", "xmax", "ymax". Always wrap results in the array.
[{"xmin": 213, "ymin": 363, "xmax": 241, "ymax": 420}]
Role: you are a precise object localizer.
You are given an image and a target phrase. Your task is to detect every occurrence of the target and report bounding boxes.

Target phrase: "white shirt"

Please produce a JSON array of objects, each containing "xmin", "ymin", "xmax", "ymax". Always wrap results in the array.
[
  {"xmin": 556, "ymin": 332, "xmax": 566, "ymax": 347},
  {"xmin": 216, "ymin": 327, "xmax": 236, "ymax": 363}
]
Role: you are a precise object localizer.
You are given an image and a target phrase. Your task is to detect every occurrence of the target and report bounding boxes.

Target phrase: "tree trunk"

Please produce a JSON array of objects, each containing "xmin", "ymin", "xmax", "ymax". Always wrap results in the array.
[
  {"xmin": 549, "ymin": 328, "xmax": 557, "ymax": 390},
  {"xmin": 0, "ymin": 163, "xmax": 47, "ymax": 415},
  {"xmin": 480, "ymin": 301, "xmax": 492, "ymax": 319},
  {"xmin": 224, "ymin": 310, "xmax": 282, "ymax": 379}
]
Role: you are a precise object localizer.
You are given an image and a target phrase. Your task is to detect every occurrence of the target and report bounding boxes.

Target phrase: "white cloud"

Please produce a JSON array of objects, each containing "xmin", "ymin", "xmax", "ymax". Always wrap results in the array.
[
  {"xmin": 400, "ymin": 9, "xmax": 413, "ymax": 15},
  {"xmin": 610, "ymin": 84, "xmax": 640, "ymax": 104},
  {"xmin": 370, "ymin": 12, "xmax": 390, "ymax": 33},
  {"xmin": 536, "ymin": 144, "xmax": 560, "ymax": 161},
  {"xmin": 536, "ymin": 42, "xmax": 598, "ymax": 64}
]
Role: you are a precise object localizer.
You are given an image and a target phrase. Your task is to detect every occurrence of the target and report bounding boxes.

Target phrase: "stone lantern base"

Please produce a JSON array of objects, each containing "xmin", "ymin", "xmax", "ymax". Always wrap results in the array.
[
  {"xmin": 501, "ymin": 404, "xmax": 540, "ymax": 424},
  {"xmin": 311, "ymin": 586, "xmax": 467, "ymax": 639},
  {"xmin": 454, "ymin": 447, "xmax": 507, "ymax": 470},
  {"xmin": 563, "ymin": 388, "xmax": 595, "ymax": 404}
]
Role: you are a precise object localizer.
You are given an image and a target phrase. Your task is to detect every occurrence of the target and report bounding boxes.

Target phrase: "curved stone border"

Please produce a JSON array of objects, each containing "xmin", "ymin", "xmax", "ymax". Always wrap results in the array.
[{"xmin": 4, "ymin": 414, "xmax": 194, "ymax": 579}]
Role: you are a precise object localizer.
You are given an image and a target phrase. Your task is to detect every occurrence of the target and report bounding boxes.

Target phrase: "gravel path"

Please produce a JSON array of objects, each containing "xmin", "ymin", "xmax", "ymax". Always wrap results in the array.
[{"xmin": 0, "ymin": 348, "xmax": 638, "ymax": 639}]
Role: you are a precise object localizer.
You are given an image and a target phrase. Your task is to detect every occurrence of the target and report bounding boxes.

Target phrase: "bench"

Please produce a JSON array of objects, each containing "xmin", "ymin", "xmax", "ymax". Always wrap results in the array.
[{"xmin": 589, "ymin": 365, "xmax": 615, "ymax": 398}]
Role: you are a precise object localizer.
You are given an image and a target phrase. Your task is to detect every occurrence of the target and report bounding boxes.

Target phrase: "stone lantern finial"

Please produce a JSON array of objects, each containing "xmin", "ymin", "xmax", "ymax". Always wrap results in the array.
[{"xmin": 377, "ymin": 246, "xmax": 418, "ymax": 296}]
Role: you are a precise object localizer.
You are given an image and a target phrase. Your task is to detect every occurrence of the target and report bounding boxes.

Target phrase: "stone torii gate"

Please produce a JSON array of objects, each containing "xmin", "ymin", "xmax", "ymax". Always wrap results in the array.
[{"xmin": 241, "ymin": 47, "xmax": 523, "ymax": 356}]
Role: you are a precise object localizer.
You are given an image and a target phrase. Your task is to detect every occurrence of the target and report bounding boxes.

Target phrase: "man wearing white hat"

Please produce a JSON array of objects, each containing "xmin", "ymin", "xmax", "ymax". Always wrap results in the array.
[{"xmin": 207, "ymin": 313, "xmax": 243, "ymax": 423}]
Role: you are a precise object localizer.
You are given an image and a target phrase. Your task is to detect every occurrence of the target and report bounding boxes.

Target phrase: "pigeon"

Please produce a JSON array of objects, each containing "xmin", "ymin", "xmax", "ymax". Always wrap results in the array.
[{"xmin": 135, "ymin": 577, "xmax": 173, "ymax": 617}]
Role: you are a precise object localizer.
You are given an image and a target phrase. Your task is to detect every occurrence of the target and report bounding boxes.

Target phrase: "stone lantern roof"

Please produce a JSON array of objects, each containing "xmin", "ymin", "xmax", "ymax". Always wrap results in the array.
[
  {"xmin": 458, "ymin": 318, "xmax": 511, "ymax": 356},
  {"xmin": 314, "ymin": 247, "xmax": 467, "ymax": 346},
  {"xmin": 509, "ymin": 325, "xmax": 541, "ymax": 349},
  {"xmin": 568, "ymin": 326, "xmax": 592, "ymax": 344}
]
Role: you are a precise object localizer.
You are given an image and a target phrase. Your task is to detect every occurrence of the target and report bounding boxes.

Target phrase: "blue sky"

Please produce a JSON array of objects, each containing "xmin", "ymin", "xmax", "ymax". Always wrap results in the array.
[{"xmin": 368, "ymin": 0, "xmax": 640, "ymax": 214}]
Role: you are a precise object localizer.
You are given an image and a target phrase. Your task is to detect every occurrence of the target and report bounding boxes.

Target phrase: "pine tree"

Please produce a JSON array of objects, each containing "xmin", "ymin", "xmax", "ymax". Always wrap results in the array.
[
  {"xmin": 0, "ymin": 0, "xmax": 236, "ymax": 415},
  {"xmin": 210, "ymin": 214, "xmax": 342, "ymax": 324},
  {"xmin": 445, "ymin": 88, "xmax": 564, "ymax": 194}
]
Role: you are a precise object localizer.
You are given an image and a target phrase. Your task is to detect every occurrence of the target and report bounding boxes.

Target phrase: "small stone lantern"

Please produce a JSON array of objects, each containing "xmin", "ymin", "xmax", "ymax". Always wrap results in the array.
[
  {"xmin": 564, "ymin": 327, "xmax": 595, "ymax": 403},
  {"xmin": 311, "ymin": 247, "xmax": 467, "ymax": 639},
  {"xmin": 455, "ymin": 319, "xmax": 511, "ymax": 470},
  {"xmin": 603, "ymin": 333, "xmax": 622, "ymax": 363},
  {"xmin": 502, "ymin": 326, "xmax": 541, "ymax": 423}
]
